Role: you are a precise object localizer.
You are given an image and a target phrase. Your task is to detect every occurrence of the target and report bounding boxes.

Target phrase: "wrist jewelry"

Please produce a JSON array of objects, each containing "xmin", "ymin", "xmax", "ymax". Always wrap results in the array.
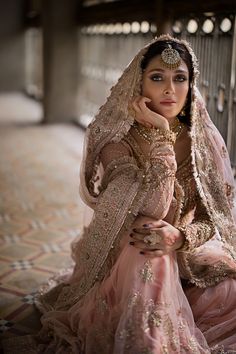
[{"xmin": 133, "ymin": 121, "xmax": 177, "ymax": 145}]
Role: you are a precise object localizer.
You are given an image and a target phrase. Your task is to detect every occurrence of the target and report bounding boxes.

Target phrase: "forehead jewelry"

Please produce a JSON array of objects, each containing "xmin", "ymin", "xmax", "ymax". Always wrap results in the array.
[{"xmin": 160, "ymin": 44, "xmax": 181, "ymax": 70}]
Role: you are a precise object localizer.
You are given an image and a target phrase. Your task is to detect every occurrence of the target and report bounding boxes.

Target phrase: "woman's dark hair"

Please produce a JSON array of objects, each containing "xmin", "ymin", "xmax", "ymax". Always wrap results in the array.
[{"xmin": 141, "ymin": 40, "xmax": 193, "ymax": 125}]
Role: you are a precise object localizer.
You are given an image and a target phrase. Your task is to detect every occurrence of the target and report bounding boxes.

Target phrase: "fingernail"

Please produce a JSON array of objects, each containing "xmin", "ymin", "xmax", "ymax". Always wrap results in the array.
[
  {"xmin": 140, "ymin": 251, "xmax": 145, "ymax": 255},
  {"xmin": 129, "ymin": 242, "xmax": 135, "ymax": 245}
]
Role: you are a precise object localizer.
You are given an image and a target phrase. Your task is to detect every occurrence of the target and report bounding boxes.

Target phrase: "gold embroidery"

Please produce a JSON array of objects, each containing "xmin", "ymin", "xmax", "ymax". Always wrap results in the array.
[
  {"xmin": 97, "ymin": 296, "xmax": 109, "ymax": 314},
  {"xmin": 173, "ymin": 95, "xmax": 236, "ymax": 287},
  {"xmin": 187, "ymin": 336, "xmax": 200, "ymax": 353},
  {"xmin": 162, "ymin": 345, "xmax": 168, "ymax": 354},
  {"xmin": 221, "ymin": 145, "xmax": 228, "ymax": 158},
  {"xmin": 178, "ymin": 320, "xmax": 186, "ymax": 331},
  {"xmin": 211, "ymin": 344, "xmax": 228, "ymax": 353},
  {"xmin": 177, "ymin": 219, "xmax": 214, "ymax": 251},
  {"xmin": 128, "ymin": 292, "xmax": 139, "ymax": 308},
  {"xmin": 148, "ymin": 309, "xmax": 162, "ymax": 327},
  {"xmin": 224, "ymin": 182, "xmax": 235, "ymax": 208},
  {"xmin": 163, "ymin": 314, "xmax": 179, "ymax": 351},
  {"xmin": 225, "ymin": 182, "xmax": 232, "ymax": 196},
  {"xmin": 139, "ymin": 261, "xmax": 155, "ymax": 283}
]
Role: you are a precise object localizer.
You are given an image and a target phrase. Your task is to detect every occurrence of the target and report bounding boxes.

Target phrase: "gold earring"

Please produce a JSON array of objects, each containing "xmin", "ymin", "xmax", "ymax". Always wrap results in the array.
[{"xmin": 179, "ymin": 107, "xmax": 186, "ymax": 117}]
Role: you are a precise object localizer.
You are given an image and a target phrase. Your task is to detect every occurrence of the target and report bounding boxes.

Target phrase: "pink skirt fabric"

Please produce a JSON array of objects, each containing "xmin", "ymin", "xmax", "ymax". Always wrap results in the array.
[{"xmin": 37, "ymin": 231, "xmax": 236, "ymax": 354}]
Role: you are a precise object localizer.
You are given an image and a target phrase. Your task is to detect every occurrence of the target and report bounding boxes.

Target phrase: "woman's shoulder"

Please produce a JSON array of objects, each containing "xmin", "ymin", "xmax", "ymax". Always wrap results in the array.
[
  {"xmin": 101, "ymin": 140, "xmax": 132, "ymax": 157},
  {"xmin": 100, "ymin": 139, "xmax": 133, "ymax": 169}
]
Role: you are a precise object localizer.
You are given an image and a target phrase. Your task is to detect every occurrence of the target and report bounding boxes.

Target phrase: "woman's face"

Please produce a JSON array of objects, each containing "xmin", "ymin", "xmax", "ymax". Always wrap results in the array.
[{"xmin": 142, "ymin": 55, "xmax": 190, "ymax": 121}]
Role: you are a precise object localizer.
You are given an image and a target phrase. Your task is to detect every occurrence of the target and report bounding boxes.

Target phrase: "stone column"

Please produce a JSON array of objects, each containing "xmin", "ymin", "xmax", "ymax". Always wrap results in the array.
[
  {"xmin": 42, "ymin": 0, "xmax": 78, "ymax": 123},
  {"xmin": 0, "ymin": 0, "xmax": 25, "ymax": 91},
  {"xmin": 155, "ymin": 0, "xmax": 173, "ymax": 36}
]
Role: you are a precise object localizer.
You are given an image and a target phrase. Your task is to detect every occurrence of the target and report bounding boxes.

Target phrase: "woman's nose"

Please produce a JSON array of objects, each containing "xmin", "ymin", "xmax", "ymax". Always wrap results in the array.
[{"xmin": 163, "ymin": 80, "xmax": 175, "ymax": 94}]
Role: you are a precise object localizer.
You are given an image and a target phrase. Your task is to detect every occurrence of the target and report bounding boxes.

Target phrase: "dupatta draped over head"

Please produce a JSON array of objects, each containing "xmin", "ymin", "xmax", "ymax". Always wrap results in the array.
[{"xmin": 53, "ymin": 34, "xmax": 236, "ymax": 311}]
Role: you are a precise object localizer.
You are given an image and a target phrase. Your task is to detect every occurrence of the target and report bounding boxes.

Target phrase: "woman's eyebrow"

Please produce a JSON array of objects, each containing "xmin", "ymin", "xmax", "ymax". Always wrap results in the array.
[{"xmin": 147, "ymin": 68, "xmax": 188, "ymax": 74}]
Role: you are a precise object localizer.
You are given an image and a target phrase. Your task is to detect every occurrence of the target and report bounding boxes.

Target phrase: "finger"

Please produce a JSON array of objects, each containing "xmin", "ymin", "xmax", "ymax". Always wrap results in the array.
[
  {"xmin": 132, "ymin": 98, "xmax": 142, "ymax": 114},
  {"xmin": 132, "ymin": 228, "xmax": 150, "ymax": 235},
  {"xmin": 142, "ymin": 121, "xmax": 153, "ymax": 128},
  {"xmin": 139, "ymin": 96, "xmax": 152, "ymax": 105},
  {"xmin": 138, "ymin": 97, "xmax": 152, "ymax": 113},
  {"xmin": 140, "ymin": 249, "xmax": 165, "ymax": 257},
  {"xmin": 130, "ymin": 232, "xmax": 147, "ymax": 242},
  {"xmin": 143, "ymin": 220, "xmax": 168, "ymax": 228}
]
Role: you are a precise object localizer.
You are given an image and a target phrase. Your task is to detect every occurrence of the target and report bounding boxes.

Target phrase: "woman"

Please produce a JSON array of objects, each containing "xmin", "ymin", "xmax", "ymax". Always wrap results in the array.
[{"xmin": 4, "ymin": 35, "xmax": 236, "ymax": 353}]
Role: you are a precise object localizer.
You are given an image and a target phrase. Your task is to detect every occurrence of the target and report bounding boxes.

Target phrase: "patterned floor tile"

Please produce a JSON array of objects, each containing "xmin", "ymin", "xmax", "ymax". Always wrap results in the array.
[
  {"xmin": 10, "ymin": 260, "xmax": 34, "ymax": 270},
  {"xmin": 0, "ymin": 291, "xmax": 25, "ymax": 318},
  {"xmin": 33, "ymin": 253, "xmax": 73, "ymax": 271},
  {"xmin": 2, "ymin": 269, "xmax": 49, "ymax": 293},
  {"xmin": 0, "ymin": 121, "xmax": 85, "ymax": 348},
  {"xmin": 41, "ymin": 243, "xmax": 62, "ymax": 253},
  {"xmin": 22, "ymin": 229, "xmax": 66, "ymax": 243},
  {"xmin": 0, "ymin": 243, "xmax": 39, "ymax": 261}
]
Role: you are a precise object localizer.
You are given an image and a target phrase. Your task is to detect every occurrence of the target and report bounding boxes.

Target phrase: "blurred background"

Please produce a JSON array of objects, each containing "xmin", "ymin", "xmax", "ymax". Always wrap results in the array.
[
  {"xmin": 0, "ymin": 0, "xmax": 235, "ymax": 348},
  {"xmin": 0, "ymin": 1, "xmax": 235, "ymax": 154}
]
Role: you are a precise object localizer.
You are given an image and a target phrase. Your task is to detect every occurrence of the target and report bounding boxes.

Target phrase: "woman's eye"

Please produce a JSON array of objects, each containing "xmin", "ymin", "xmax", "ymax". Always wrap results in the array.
[
  {"xmin": 175, "ymin": 75, "xmax": 187, "ymax": 82},
  {"xmin": 150, "ymin": 75, "xmax": 162, "ymax": 81}
]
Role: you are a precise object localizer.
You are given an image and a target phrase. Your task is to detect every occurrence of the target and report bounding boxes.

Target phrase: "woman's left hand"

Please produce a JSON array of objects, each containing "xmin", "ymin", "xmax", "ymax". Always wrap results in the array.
[{"xmin": 129, "ymin": 219, "xmax": 185, "ymax": 257}]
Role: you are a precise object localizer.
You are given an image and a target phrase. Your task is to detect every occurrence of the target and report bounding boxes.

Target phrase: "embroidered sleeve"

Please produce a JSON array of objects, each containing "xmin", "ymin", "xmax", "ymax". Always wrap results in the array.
[
  {"xmin": 66, "ymin": 136, "xmax": 177, "ymax": 303},
  {"xmin": 68, "ymin": 145, "xmax": 144, "ymax": 304},
  {"xmin": 139, "ymin": 131, "xmax": 177, "ymax": 219},
  {"xmin": 177, "ymin": 196, "xmax": 215, "ymax": 251},
  {"xmin": 101, "ymin": 128, "xmax": 177, "ymax": 221},
  {"xmin": 100, "ymin": 142, "xmax": 137, "ymax": 189}
]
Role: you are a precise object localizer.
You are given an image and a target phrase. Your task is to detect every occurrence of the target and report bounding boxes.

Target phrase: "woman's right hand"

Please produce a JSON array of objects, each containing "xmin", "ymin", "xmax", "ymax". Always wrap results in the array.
[{"xmin": 131, "ymin": 96, "xmax": 170, "ymax": 130}]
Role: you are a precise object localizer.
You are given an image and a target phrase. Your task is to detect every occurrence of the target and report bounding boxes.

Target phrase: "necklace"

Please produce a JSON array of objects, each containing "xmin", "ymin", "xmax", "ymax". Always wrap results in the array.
[{"xmin": 133, "ymin": 118, "xmax": 184, "ymax": 145}]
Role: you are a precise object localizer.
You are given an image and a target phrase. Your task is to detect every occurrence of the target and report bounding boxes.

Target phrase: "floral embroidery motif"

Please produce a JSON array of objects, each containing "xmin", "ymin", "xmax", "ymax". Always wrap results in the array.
[
  {"xmin": 187, "ymin": 336, "xmax": 200, "ymax": 353},
  {"xmin": 224, "ymin": 182, "xmax": 235, "ymax": 208},
  {"xmin": 162, "ymin": 345, "xmax": 168, "ymax": 354},
  {"xmin": 211, "ymin": 344, "xmax": 228, "ymax": 353},
  {"xmin": 148, "ymin": 309, "xmax": 162, "ymax": 327},
  {"xmin": 128, "ymin": 292, "xmax": 139, "ymax": 309},
  {"xmin": 97, "ymin": 296, "xmax": 109, "ymax": 314},
  {"xmin": 139, "ymin": 261, "xmax": 155, "ymax": 283},
  {"xmin": 220, "ymin": 145, "xmax": 228, "ymax": 158},
  {"xmin": 163, "ymin": 314, "xmax": 179, "ymax": 351}
]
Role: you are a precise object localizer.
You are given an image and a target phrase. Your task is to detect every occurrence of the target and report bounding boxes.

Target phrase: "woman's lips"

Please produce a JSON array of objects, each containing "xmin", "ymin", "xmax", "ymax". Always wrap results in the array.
[{"xmin": 160, "ymin": 101, "xmax": 176, "ymax": 105}]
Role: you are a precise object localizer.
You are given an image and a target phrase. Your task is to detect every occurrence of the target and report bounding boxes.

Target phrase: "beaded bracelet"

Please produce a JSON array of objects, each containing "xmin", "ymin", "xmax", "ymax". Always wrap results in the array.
[{"xmin": 133, "ymin": 122, "xmax": 176, "ymax": 145}]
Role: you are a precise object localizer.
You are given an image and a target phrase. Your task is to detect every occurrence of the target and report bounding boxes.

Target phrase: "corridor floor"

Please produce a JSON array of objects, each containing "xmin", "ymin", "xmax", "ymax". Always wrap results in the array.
[{"xmin": 0, "ymin": 93, "xmax": 85, "ymax": 348}]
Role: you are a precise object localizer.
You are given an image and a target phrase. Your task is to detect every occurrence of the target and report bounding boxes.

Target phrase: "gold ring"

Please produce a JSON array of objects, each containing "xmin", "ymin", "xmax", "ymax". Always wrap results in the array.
[{"xmin": 144, "ymin": 233, "xmax": 161, "ymax": 246}]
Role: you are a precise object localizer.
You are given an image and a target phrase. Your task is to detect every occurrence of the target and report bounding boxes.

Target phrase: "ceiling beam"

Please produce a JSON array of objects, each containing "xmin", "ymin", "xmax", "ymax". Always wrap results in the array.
[{"xmin": 77, "ymin": 0, "xmax": 236, "ymax": 25}]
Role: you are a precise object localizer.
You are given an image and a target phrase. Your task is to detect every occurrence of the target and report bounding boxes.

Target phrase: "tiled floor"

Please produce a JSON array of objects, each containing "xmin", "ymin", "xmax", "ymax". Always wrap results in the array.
[{"xmin": 0, "ymin": 93, "xmax": 86, "ymax": 348}]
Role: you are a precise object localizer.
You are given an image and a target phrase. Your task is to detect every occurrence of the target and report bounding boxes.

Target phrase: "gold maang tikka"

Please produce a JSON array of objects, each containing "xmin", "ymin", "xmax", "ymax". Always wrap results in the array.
[{"xmin": 160, "ymin": 44, "xmax": 181, "ymax": 70}]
